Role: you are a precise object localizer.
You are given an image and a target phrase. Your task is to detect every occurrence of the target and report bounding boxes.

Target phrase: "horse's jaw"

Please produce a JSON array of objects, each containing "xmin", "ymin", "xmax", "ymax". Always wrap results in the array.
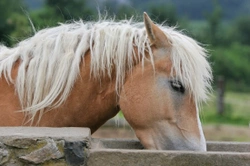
[{"xmin": 135, "ymin": 121, "xmax": 207, "ymax": 151}]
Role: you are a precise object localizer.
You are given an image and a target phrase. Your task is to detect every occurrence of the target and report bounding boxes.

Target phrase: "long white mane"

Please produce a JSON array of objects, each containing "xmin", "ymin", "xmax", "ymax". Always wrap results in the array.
[{"xmin": 0, "ymin": 18, "xmax": 212, "ymax": 122}]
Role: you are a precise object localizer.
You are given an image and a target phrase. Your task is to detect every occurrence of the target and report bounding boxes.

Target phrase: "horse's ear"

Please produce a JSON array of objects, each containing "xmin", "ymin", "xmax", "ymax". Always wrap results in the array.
[{"xmin": 143, "ymin": 12, "xmax": 170, "ymax": 48}]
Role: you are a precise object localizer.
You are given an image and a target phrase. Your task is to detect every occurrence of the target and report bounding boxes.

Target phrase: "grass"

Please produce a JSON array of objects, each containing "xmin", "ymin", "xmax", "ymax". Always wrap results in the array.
[{"xmin": 201, "ymin": 91, "xmax": 250, "ymax": 126}]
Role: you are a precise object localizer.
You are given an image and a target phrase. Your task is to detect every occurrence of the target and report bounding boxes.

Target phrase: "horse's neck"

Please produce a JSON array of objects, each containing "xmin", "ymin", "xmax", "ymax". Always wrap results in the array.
[{"xmin": 36, "ymin": 51, "xmax": 120, "ymax": 131}]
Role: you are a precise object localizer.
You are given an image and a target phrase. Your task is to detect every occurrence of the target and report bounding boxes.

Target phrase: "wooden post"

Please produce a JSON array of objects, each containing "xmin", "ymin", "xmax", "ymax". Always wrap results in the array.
[{"xmin": 217, "ymin": 76, "xmax": 225, "ymax": 116}]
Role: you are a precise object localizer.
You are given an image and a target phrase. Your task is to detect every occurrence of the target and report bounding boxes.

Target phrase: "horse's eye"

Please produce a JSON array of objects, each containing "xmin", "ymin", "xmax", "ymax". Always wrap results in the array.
[{"xmin": 170, "ymin": 80, "xmax": 185, "ymax": 94}]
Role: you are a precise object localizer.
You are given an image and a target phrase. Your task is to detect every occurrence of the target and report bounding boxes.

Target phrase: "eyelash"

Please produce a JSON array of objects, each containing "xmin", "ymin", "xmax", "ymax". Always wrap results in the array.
[{"xmin": 169, "ymin": 80, "xmax": 185, "ymax": 94}]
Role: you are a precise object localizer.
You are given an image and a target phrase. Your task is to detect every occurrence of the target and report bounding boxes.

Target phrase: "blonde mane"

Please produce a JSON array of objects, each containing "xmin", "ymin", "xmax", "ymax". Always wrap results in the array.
[{"xmin": 0, "ymin": 18, "xmax": 212, "ymax": 122}]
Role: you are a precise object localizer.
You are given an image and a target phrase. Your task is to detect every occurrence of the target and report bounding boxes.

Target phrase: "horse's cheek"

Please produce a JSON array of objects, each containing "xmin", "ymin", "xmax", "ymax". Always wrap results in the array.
[
  {"xmin": 119, "ymin": 83, "xmax": 145, "ymax": 128},
  {"xmin": 119, "ymin": 72, "xmax": 167, "ymax": 130}
]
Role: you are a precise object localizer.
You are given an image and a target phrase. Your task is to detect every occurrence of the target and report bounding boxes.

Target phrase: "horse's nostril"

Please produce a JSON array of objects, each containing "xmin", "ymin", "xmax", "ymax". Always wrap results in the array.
[{"xmin": 166, "ymin": 117, "xmax": 176, "ymax": 124}]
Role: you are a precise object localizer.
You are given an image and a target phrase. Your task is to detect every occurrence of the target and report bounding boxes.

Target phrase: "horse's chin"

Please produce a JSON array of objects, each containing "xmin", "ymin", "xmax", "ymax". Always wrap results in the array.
[
  {"xmin": 141, "ymin": 135, "xmax": 207, "ymax": 152},
  {"xmin": 163, "ymin": 136, "xmax": 207, "ymax": 151},
  {"xmin": 166, "ymin": 124, "xmax": 207, "ymax": 152},
  {"xmin": 136, "ymin": 124, "xmax": 207, "ymax": 151},
  {"xmin": 143, "ymin": 137, "xmax": 206, "ymax": 151}
]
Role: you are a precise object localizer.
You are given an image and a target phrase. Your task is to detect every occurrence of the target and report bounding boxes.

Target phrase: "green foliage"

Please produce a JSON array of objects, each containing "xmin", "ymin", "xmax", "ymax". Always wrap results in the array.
[
  {"xmin": 8, "ymin": 13, "xmax": 33, "ymax": 43},
  {"xmin": 130, "ymin": 0, "xmax": 250, "ymax": 20},
  {"xmin": 30, "ymin": 7, "xmax": 64, "ymax": 29},
  {"xmin": 29, "ymin": 0, "xmax": 95, "ymax": 32},
  {"xmin": 182, "ymin": 1, "xmax": 250, "ymax": 92},
  {"xmin": 202, "ymin": 92, "xmax": 250, "ymax": 126},
  {"xmin": 148, "ymin": 3, "xmax": 178, "ymax": 26},
  {"xmin": 234, "ymin": 16, "xmax": 250, "ymax": 45},
  {"xmin": 116, "ymin": 5, "xmax": 138, "ymax": 20},
  {"xmin": 210, "ymin": 43, "xmax": 250, "ymax": 92},
  {"xmin": 0, "ymin": 0, "xmax": 26, "ymax": 46},
  {"xmin": 205, "ymin": 0, "xmax": 222, "ymax": 46},
  {"xmin": 45, "ymin": 0, "xmax": 93, "ymax": 20}
]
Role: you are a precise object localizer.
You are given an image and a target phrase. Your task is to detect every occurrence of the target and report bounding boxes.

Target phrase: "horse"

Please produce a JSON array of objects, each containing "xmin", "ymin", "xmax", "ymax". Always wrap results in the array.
[{"xmin": 0, "ymin": 13, "xmax": 212, "ymax": 151}]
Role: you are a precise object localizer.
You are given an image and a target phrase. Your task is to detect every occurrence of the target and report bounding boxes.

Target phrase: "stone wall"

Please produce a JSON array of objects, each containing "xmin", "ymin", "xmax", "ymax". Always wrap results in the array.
[
  {"xmin": 0, "ymin": 127, "xmax": 90, "ymax": 166},
  {"xmin": 0, "ymin": 127, "xmax": 249, "ymax": 166}
]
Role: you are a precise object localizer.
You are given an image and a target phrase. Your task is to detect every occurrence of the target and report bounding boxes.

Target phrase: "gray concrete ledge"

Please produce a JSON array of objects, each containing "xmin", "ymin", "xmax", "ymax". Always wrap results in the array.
[
  {"xmin": 207, "ymin": 141, "xmax": 250, "ymax": 152},
  {"xmin": 87, "ymin": 149, "xmax": 250, "ymax": 166},
  {"xmin": 89, "ymin": 138, "xmax": 250, "ymax": 166},
  {"xmin": 92, "ymin": 138, "xmax": 250, "ymax": 152},
  {"xmin": 0, "ymin": 127, "xmax": 249, "ymax": 166}
]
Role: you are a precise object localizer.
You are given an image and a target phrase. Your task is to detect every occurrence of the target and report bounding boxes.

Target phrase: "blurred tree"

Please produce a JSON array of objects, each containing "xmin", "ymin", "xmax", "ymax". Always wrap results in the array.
[
  {"xmin": 45, "ymin": 0, "xmax": 93, "ymax": 20},
  {"xmin": 116, "ymin": 5, "xmax": 137, "ymax": 20},
  {"xmin": 30, "ymin": 6, "xmax": 64, "ymax": 29},
  {"xmin": 102, "ymin": 0, "xmax": 119, "ymax": 14},
  {"xmin": 148, "ymin": 4, "xmax": 178, "ymax": 26},
  {"xmin": 206, "ymin": 0, "xmax": 222, "ymax": 46},
  {"xmin": 9, "ymin": 13, "xmax": 32, "ymax": 43},
  {"xmin": 29, "ymin": 0, "xmax": 95, "ymax": 31},
  {"xmin": 234, "ymin": 16, "xmax": 250, "ymax": 45},
  {"xmin": 0, "ymin": 0, "xmax": 26, "ymax": 46},
  {"xmin": 211, "ymin": 43, "xmax": 250, "ymax": 92}
]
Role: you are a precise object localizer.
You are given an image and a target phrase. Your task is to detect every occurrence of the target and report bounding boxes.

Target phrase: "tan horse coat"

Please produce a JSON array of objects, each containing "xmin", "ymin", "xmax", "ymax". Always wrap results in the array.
[{"xmin": 0, "ymin": 13, "xmax": 212, "ymax": 151}]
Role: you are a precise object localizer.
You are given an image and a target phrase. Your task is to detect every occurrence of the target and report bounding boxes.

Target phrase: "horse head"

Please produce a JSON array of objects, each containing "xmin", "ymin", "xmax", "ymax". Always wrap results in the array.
[{"xmin": 119, "ymin": 13, "xmax": 211, "ymax": 151}]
